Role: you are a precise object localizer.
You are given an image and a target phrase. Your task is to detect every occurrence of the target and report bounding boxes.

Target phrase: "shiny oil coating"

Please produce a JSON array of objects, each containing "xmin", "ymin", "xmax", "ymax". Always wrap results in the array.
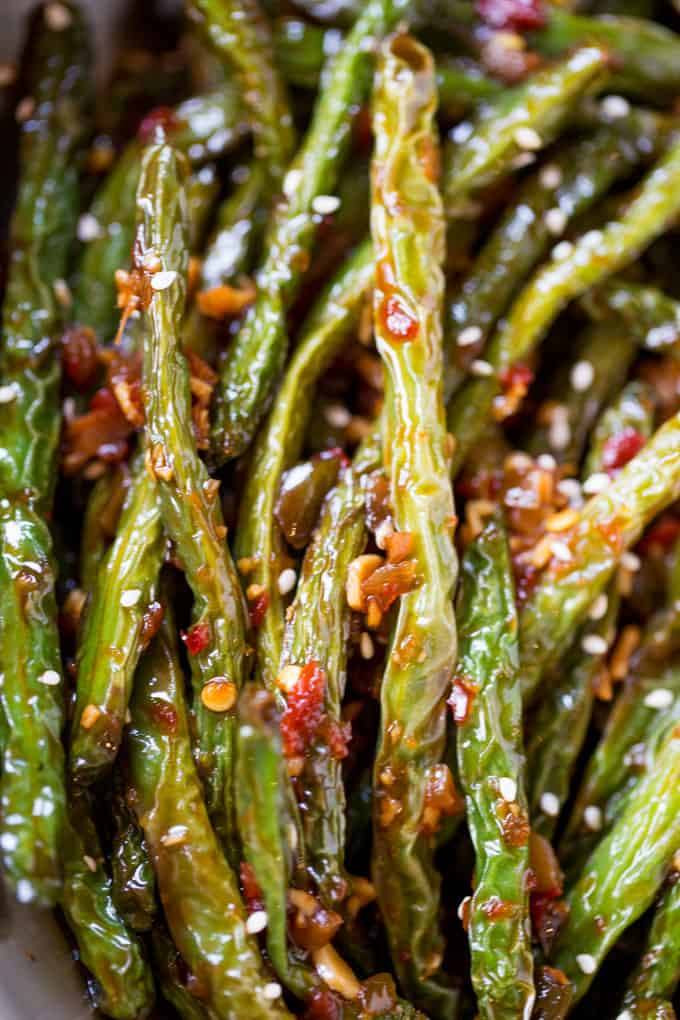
[{"xmin": 370, "ymin": 33, "xmax": 458, "ymax": 1020}]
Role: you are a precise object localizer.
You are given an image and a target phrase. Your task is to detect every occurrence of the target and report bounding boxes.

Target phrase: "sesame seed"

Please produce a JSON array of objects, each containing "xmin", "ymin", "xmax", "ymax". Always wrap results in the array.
[
  {"xmin": 511, "ymin": 152, "xmax": 536, "ymax": 170},
  {"xmin": 575, "ymin": 953, "xmax": 597, "ymax": 975},
  {"xmin": 536, "ymin": 453, "xmax": 557, "ymax": 471},
  {"xmin": 360, "ymin": 632, "xmax": 374, "ymax": 660},
  {"xmin": 545, "ymin": 207, "xmax": 567, "ymax": 236},
  {"xmin": 583, "ymin": 805, "xmax": 603, "ymax": 831},
  {"xmin": 120, "ymin": 588, "xmax": 142, "ymax": 608},
  {"xmin": 457, "ymin": 895, "xmax": 471, "ymax": 921},
  {"xmin": 647, "ymin": 323, "xmax": 678, "ymax": 349},
  {"xmin": 53, "ymin": 278, "xmax": 72, "ymax": 307},
  {"xmin": 539, "ymin": 163, "xmax": 562, "ymax": 189},
  {"xmin": 498, "ymin": 777, "xmax": 517, "ymax": 802},
  {"xmin": 643, "ymin": 688, "xmax": 674, "ymax": 709},
  {"xmin": 581, "ymin": 634, "xmax": 608, "ymax": 656},
  {"xmin": 312, "ymin": 194, "xmax": 341, "ymax": 215},
  {"xmin": 551, "ymin": 540, "xmax": 572, "ymax": 563},
  {"xmin": 514, "ymin": 126, "xmax": 542, "ymax": 151},
  {"xmin": 45, "ymin": 3, "xmax": 72, "ymax": 30},
  {"xmin": 375, "ymin": 519, "xmax": 395, "ymax": 549},
  {"xmin": 548, "ymin": 406, "xmax": 571, "ymax": 451},
  {"xmin": 325, "ymin": 403, "xmax": 351, "ymax": 428},
  {"xmin": 160, "ymin": 825, "xmax": 189, "ymax": 847},
  {"xmin": 246, "ymin": 910, "xmax": 268, "ymax": 934},
  {"xmin": 283, "ymin": 169, "xmax": 303, "ymax": 198},
  {"xmin": 552, "ymin": 240, "xmax": 574, "ymax": 261},
  {"xmin": 617, "ymin": 1012, "xmax": 634, "ymax": 1020},
  {"xmin": 582, "ymin": 472, "xmax": 609, "ymax": 495},
  {"xmin": 83, "ymin": 855, "xmax": 97, "ymax": 873},
  {"xmin": 557, "ymin": 478, "xmax": 583, "ymax": 506},
  {"xmin": 540, "ymin": 792, "xmax": 560, "ymax": 817},
  {"xmin": 16, "ymin": 97, "xmax": 37, "ymax": 124},
  {"xmin": 0, "ymin": 64, "xmax": 16, "ymax": 88},
  {"xmin": 277, "ymin": 568, "xmax": 297, "ymax": 596},
  {"xmin": 601, "ymin": 95, "xmax": 630, "ymax": 120},
  {"xmin": 589, "ymin": 593, "xmax": 609, "ymax": 621},
  {"xmin": 470, "ymin": 359, "xmax": 493, "ymax": 377},
  {"xmin": 16, "ymin": 879, "xmax": 36, "ymax": 903},
  {"xmin": 571, "ymin": 360, "xmax": 595, "ymax": 392},
  {"xmin": 582, "ymin": 229, "xmax": 603, "ymax": 248},
  {"xmin": 621, "ymin": 551, "xmax": 641, "ymax": 572},
  {"xmin": 77, "ymin": 212, "xmax": 102, "ymax": 242},
  {"xmin": 37, "ymin": 669, "xmax": 61, "ymax": 686},
  {"xmin": 457, "ymin": 326, "xmax": 482, "ymax": 347},
  {"xmin": 0, "ymin": 383, "xmax": 17, "ymax": 404},
  {"xmin": 263, "ymin": 983, "xmax": 282, "ymax": 1000},
  {"xmin": 150, "ymin": 270, "xmax": 178, "ymax": 291},
  {"xmin": 451, "ymin": 120, "xmax": 473, "ymax": 144}
]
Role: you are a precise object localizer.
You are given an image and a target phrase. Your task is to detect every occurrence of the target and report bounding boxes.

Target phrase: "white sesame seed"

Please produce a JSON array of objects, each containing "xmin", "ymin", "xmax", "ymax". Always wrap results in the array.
[
  {"xmin": 263, "ymin": 983, "xmax": 282, "ymax": 1000},
  {"xmin": 647, "ymin": 323, "xmax": 678, "ymax": 349},
  {"xmin": 558, "ymin": 478, "xmax": 583, "ymax": 506},
  {"xmin": 584, "ymin": 805, "xmax": 603, "ymax": 831},
  {"xmin": 37, "ymin": 669, "xmax": 61, "ymax": 686},
  {"xmin": 360, "ymin": 631, "xmax": 374, "ymax": 660},
  {"xmin": 375, "ymin": 519, "xmax": 394, "ymax": 549},
  {"xmin": 246, "ymin": 910, "xmax": 268, "ymax": 934},
  {"xmin": 616, "ymin": 1012, "xmax": 634, "ymax": 1020},
  {"xmin": 621, "ymin": 551, "xmax": 641, "ymax": 572},
  {"xmin": 552, "ymin": 240, "xmax": 574, "ymax": 261},
  {"xmin": 514, "ymin": 126, "xmax": 542, "ymax": 151},
  {"xmin": 551, "ymin": 540, "xmax": 572, "ymax": 563},
  {"xmin": 582, "ymin": 229, "xmax": 604, "ymax": 248},
  {"xmin": 283, "ymin": 168, "xmax": 303, "ymax": 198},
  {"xmin": 545, "ymin": 207, "xmax": 567, "ymax": 236},
  {"xmin": 571, "ymin": 360, "xmax": 595, "ymax": 392},
  {"xmin": 589, "ymin": 593, "xmax": 608, "ymax": 621},
  {"xmin": 312, "ymin": 194, "xmax": 341, "ymax": 215},
  {"xmin": 470, "ymin": 359, "xmax": 494, "ymax": 377},
  {"xmin": 16, "ymin": 879, "xmax": 36, "ymax": 903},
  {"xmin": 277, "ymin": 568, "xmax": 297, "ymax": 596},
  {"xmin": 0, "ymin": 64, "xmax": 17, "ymax": 88},
  {"xmin": 325, "ymin": 403, "xmax": 351, "ymax": 428},
  {"xmin": 0, "ymin": 833, "xmax": 18, "ymax": 851},
  {"xmin": 582, "ymin": 472, "xmax": 610, "ymax": 495},
  {"xmin": 540, "ymin": 792, "xmax": 560, "ymax": 817},
  {"xmin": 77, "ymin": 212, "xmax": 103, "ymax": 242},
  {"xmin": 160, "ymin": 824, "xmax": 189, "ymax": 847},
  {"xmin": 457, "ymin": 326, "xmax": 482, "ymax": 347},
  {"xmin": 643, "ymin": 688, "xmax": 674, "ymax": 709},
  {"xmin": 451, "ymin": 120, "xmax": 473, "ymax": 144},
  {"xmin": 120, "ymin": 588, "xmax": 142, "ymax": 608},
  {"xmin": 323, "ymin": 29, "xmax": 343, "ymax": 56},
  {"xmin": 16, "ymin": 96, "xmax": 35, "ymax": 123},
  {"xmin": 581, "ymin": 634, "xmax": 608, "ymax": 656},
  {"xmin": 512, "ymin": 152, "xmax": 536, "ymax": 170},
  {"xmin": 150, "ymin": 270, "xmax": 178, "ymax": 291},
  {"xmin": 498, "ymin": 777, "xmax": 517, "ymax": 802},
  {"xmin": 45, "ymin": 3, "xmax": 72, "ymax": 30},
  {"xmin": 53, "ymin": 278, "xmax": 72, "ymax": 307},
  {"xmin": 600, "ymin": 94, "xmax": 630, "ymax": 120},
  {"xmin": 548, "ymin": 406, "xmax": 571, "ymax": 452},
  {"xmin": 575, "ymin": 953, "xmax": 597, "ymax": 975},
  {"xmin": 536, "ymin": 453, "xmax": 557, "ymax": 471},
  {"xmin": 457, "ymin": 895, "xmax": 471, "ymax": 921},
  {"xmin": 0, "ymin": 383, "xmax": 17, "ymax": 404},
  {"xmin": 539, "ymin": 164, "xmax": 562, "ymax": 189},
  {"xmin": 83, "ymin": 854, "xmax": 97, "ymax": 873}
]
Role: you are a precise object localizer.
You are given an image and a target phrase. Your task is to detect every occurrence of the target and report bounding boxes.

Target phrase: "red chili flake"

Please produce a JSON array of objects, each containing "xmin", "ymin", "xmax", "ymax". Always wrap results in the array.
[
  {"xmin": 499, "ymin": 362, "xmax": 534, "ymax": 392},
  {"xmin": 380, "ymin": 294, "xmax": 419, "ymax": 342},
  {"xmin": 137, "ymin": 105, "xmax": 178, "ymax": 143},
  {"xmin": 321, "ymin": 717, "xmax": 352, "ymax": 760},
  {"xmin": 602, "ymin": 427, "xmax": 645, "ymax": 474},
  {"xmin": 150, "ymin": 701, "xmax": 177, "ymax": 734},
  {"xmin": 249, "ymin": 591, "xmax": 270, "ymax": 629},
  {"xmin": 182, "ymin": 620, "xmax": 211, "ymax": 656},
  {"xmin": 361, "ymin": 560, "xmax": 417, "ymax": 614},
  {"xmin": 303, "ymin": 988, "xmax": 342, "ymax": 1020},
  {"xmin": 89, "ymin": 386, "xmax": 119, "ymax": 414},
  {"xmin": 61, "ymin": 386, "xmax": 133, "ymax": 475},
  {"xmin": 476, "ymin": 0, "xmax": 546, "ymax": 32},
  {"xmin": 240, "ymin": 862, "xmax": 265, "ymax": 913},
  {"xmin": 449, "ymin": 676, "xmax": 479, "ymax": 724},
  {"xmin": 638, "ymin": 515, "xmax": 680, "ymax": 555},
  {"xmin": 280, "ymin": 661, "xmax": 326, "ymax": 759},
  {"xmin": 61, "ymin": 326, "xmax": 99, "ymax": 390}
]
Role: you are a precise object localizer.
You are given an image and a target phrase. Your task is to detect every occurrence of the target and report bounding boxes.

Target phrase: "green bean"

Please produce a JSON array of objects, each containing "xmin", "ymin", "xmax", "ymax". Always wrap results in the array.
[
  {"xmin": 79, "ymin": 465, "xmax": 129, "ymax": 594},
  {"xmin": 622, "ymin": 874, "xmax": 680, "ymax": 1015},
  {"xmin": 150, "ymin": 924, "xmax": 214, "ymax": 1020},
  {"xmin": 443, "ymin": 47, "xmax": 609, "ymax": 220},
  {"xmin": 110, "ymin": 777, "xmax": 156, "ymax": 932},
  {"xmin": 72, "ymin": 85, "xmax": 247, "ymax": 342},
  {"xmin": 199, "ymin": 165, "xmax": 266, "ymax": 292},
  {"xmin": 580, "ymin": 279, "xmax": 680, "ymax": 355},
  {"xmin": 370, "ymin": 35, "xmax": 458, "ymax": 1018},
  {"xmin": 552, "ymin": 717, "xmax": 680, "ymax": 1003},
  {"xmin": 519, "ymin": 408, "xmax": 680, "ymax": 705},
  {"xmin": 582, "ymin": 379, "xmax": 655, "ymax": 480},
  {"xmin": 445, "ymin": 117, "xmax": 663, "ymax": 396},
  {"xmin": 138, "ymin": 142, "xmax": 248, "ymax": 862},
  {"xmin": 187, "ymin": 0, "xmax": 295, "ymax": 189},
  {"xmin": 211, "ymin": 0, "xmax": 398, "ymax": 462},
  {"xmin": 127, "ymin": 614, "xmax": 294, "ymax": 1020},
  {"xmin": 60, "ymin": 789, "xmax": 155, "ymax": 1019},
  {"xmin": 455, "ymin": 514, "xmax": 534, "ymax": 1020},
  {"xmin": 0, "ymin": 2, "xmax": 91, "ymax": 907},
  {"xmin": 70, "ymin": 465, "xmax": 164, "ymax": 783},
  {"xmin": 235, "ymin": 240, "xmax": 372, "ymax": 689},
  {"xmin": 449, "ymin": 132, "xmax": 680, "ymax": 475},
  {"xmin": 185, "ymin": 163, "xmax": 221, "ymax": 252},
  {"xmin": 531, "ymin": 9, "xmax": 680, "ymax": 101}
]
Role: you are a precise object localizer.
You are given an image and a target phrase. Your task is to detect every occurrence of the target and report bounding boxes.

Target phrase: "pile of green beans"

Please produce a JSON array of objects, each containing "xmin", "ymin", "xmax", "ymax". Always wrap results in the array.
[{"xmin": 5, "ymin": 1, "xmax": 680, "ymax": 1018}]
